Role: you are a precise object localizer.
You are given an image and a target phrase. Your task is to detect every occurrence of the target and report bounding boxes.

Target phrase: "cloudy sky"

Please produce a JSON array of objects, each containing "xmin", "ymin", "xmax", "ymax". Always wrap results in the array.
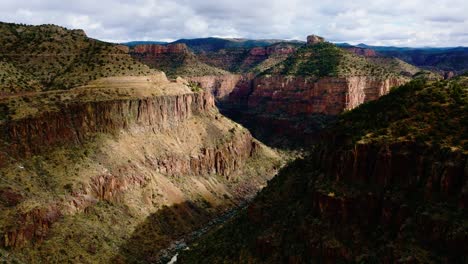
[{"xmin": 1, "ymin": 0, "xmax": 467, "ymax": 46}]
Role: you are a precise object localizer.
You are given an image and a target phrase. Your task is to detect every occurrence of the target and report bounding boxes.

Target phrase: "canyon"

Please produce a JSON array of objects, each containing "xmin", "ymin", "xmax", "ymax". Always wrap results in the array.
[{"xmin": 0, "ymin": 21, "xmax": 466, "ymax": 264}]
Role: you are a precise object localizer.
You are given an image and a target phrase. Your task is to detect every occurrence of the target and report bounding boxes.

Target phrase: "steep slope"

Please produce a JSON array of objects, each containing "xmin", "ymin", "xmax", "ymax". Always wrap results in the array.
[
  {"xmin": 129, "ymin": 43, "xmax": 229, "ymax": 78},
  {"xmin": 181, "ymin": 76, "xmax": 468, "ymax": 263},
  {"xmin": 0, "ymin": 60, "xmax": 42, "ymax": 95},
  {"xmin": 0, "ymin": 22, "xmax": 155, "ymax": 92}
]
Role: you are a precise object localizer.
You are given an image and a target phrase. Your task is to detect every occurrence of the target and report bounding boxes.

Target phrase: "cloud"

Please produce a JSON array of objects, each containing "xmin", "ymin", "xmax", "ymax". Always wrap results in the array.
[{"xmin": 0, "ymin": 0, "xmax": 467, "ymax": 46}]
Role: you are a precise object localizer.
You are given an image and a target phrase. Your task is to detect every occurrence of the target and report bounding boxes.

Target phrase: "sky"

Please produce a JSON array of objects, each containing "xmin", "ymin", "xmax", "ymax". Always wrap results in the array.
[{"xmin": 0, "ymin": 0, "xmax": 467, "ymax": 47}]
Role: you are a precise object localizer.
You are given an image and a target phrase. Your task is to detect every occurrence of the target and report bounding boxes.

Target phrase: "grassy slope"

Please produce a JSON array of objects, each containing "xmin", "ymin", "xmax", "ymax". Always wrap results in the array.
[
  {"xmin": 0, "ymin": 22, "xmax": 156, "ymax": 92},
  {"xmin": 180, "ymin": 77, "xmax": 468, "ymax": 263}
]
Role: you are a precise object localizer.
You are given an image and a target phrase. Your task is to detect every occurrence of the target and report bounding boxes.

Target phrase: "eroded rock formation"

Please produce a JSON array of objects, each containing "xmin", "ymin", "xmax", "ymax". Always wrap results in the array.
[{"xmin": 307, "ymin": 35, "xmax": 325, "ymax": 45}]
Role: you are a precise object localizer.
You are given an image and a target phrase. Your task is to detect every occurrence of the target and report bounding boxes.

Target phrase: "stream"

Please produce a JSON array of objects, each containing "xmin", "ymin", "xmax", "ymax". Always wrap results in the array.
[{"xmin": 157, "ymin": 202, "xmax": 248, "ymax": 264}]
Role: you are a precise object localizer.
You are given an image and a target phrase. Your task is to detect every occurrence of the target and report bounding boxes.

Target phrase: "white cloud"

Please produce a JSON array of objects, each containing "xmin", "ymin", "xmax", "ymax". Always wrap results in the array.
[{"xmin": 0, "ymin": 0, "xmax": 466, "ymax": 46}]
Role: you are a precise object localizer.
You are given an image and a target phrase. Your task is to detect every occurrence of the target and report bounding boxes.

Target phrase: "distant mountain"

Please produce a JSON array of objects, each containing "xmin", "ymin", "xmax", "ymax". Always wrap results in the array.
[
  {"xmin": 336, "ymin": 43, "xmax": 468, "ymax": 73},
  {"xmin": 121, "ymin": 41, "xmax": 168, "ymax": 47},
  {"xmin": 173, "ymin": 37, "xmax": 304, "ymax": 53}
]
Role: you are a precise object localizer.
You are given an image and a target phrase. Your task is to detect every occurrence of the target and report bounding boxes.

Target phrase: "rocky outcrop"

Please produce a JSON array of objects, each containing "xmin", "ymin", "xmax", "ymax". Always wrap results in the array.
[
  {"xmin": 187, "ymin": 74, "xmax": 245, "ymax": 101},
  {"xmin": 133, "ymin": 43, "xmax": 189, "ymax": 55},
  {"xmin": 151, "ymin": 132, "xmax": 258, "ymax": 177},
  {"xmin": 0, "ymin": 91, "xmax": 214, "ymax": 163},
  {"xmin": 444, "ymin": 71, "xmax": 455, "ymax": 80},
  {"xmin": 116, "ymin": 45, "xmax": 130, "ymax": 53},
  {"xmin": 3, "ymin": 205, "xmax": 62, "ymax": 248},
  {"xmin": 307, "ymin": 35, "xmax": 325, "ymax": 45}
]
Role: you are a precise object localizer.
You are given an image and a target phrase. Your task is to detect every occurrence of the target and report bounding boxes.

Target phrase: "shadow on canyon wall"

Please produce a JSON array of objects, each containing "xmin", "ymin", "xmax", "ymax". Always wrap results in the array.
[{"xmin": 115, "ymin": 200, "xmax": 229, "ymax": 264}]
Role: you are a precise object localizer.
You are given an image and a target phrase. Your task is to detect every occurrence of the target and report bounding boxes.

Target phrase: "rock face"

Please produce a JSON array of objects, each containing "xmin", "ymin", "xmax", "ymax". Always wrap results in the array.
[
  {"xmin": 307, "ymin": 35, "xmax": 325, "ymax": 45},
  {"xmin": 0, "ymin": 91, "xmax": 214, "ymax": 163},
  {"xmin": 186, "ymin": 74, "xmax": 245, "ymax": 101},
  {"xmin": 444, "ymin": 71, "xmax": 455, "ymax": 80},
  {"xmin": 151, "ymin": 132, "xmax": 259, "ymax": 177},
  {"xmin": 133, "ymin": 43, "xmax": 189, "ymax": 55},
  {"xmin": 238, "ymin": 76, "xmax": 405, "ymax": 115}
]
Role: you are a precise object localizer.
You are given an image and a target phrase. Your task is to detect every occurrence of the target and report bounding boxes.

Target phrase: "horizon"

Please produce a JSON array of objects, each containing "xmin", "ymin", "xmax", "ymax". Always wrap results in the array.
[
  {"xmin": 2, "ymin": 20, "xmax": 467, "ymax": 49},
  {"xmin": 1, "ymin": 0, "xmax": 467, "ymax": 47}
]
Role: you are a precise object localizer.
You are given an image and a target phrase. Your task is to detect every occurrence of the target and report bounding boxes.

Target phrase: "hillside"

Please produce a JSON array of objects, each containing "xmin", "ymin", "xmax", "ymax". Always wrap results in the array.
[
  {"xmin": 263, "ymin": 41, "xmax": 407, "ymax": 79},
  {"xmin": 195, "ymin": 42, "xmax": 301, "ymax": 74},
  {"xmin": 0, "ymin": 22, "xmax": 155, "ymax": 92},
  {"xmin": 180, "ymin": 76, "xmax": 468, "ymax": 263}
]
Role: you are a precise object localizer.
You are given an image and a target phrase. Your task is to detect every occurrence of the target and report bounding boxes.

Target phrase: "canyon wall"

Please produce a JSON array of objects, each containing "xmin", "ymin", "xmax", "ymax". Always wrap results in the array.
[
  {"xmin": 0, "ymin": 92, "xmax": 214, "ymax": 163},
  {"xmin": 191, "ymin": 74, "xmax": 406, "ymax": 115},
  {"xmin": 187, "ymin": 74, "xmax": 244, "ymax": 101},
  {"xmin": 232, "ymin": 76, "xmax": 406, "ymax": 115},
  {"xmin": 0, "ymin": 85, "xmax": 278, "ymax": 254},
  {"xmin": 191, "ymin": 74, "xmax": 407, "ymax": 146}
]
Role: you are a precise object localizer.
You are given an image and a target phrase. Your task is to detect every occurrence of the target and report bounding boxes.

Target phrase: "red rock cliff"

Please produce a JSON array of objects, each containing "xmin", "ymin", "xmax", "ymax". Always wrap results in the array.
[
  {"xmin": 186, "ymin": 74, "xmax": 246, "ymax": 101},
  {"xmin": 230, "ymin": 75, "xmax": 406, "ymax": 115}
]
